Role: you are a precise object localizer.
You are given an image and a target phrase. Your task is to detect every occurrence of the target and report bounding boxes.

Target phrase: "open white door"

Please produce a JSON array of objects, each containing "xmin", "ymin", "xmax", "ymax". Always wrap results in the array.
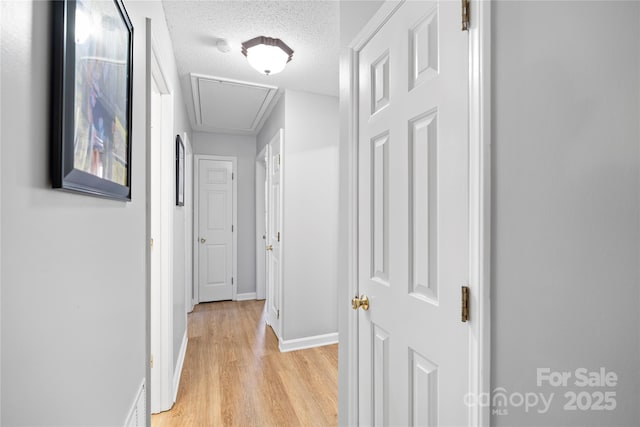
[
  {"xmin": 354, "ymin": 1, "xmax": 472, "ymax": 425},
  {"xmin": 266, "ymin": 130, "xmax": 283, "ymax": 338},
  {"xmin": 196, "ymin": 158, "xmax": 236, "ymax": 302}
]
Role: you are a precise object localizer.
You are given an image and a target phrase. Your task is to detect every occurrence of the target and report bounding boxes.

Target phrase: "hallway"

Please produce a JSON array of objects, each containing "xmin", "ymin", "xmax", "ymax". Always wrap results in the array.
[{"xmin": 152, "ymin": 301, "xmax": 338, "ymax": 427}]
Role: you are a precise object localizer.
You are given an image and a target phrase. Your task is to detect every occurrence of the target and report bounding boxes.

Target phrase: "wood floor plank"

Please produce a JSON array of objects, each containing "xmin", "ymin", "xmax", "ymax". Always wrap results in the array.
[{"xmin": 152, "ymin": 300, "xmax": 338, "ymax": 427}]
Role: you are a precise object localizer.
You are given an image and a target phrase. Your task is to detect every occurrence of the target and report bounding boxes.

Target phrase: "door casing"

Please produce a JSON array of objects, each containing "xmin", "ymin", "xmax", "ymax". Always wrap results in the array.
[
  {"xmin": 341, "ymin": 0, "xmax": 492, "ymax": 425},
  {"xmin": 255, "ymin": 145, "xmax": 268, "ymax": 301},
  {"xmin": 146, "ymin": 21, "xmax": 176, "ymax": 414},
  {"xmin": 193, "ymin": 155, "xmax": 238, "ymax": 303},
  {"xmin": 265, "ymin": 129, "xmax": 284, "ymax": 339},
  {"xmin": 183, "ymin": 133, "xmax": 195, "ymax": 313}
]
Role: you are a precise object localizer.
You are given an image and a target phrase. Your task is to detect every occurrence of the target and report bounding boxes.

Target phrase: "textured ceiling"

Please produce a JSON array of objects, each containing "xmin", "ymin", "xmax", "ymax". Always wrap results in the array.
[{"xmin": 162, "ymin": 0, "xmax": 340, "ymax": 133}]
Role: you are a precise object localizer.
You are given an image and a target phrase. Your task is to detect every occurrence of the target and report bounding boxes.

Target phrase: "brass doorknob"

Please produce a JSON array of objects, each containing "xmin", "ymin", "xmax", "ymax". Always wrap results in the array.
[
  {"xmin": 200, "ymin": 238, "xmax": 206, "ymax": 244},
  {"xmin": 266, "ymin": 245, "xmax": 273, "ymax": 251},
  {"xmin": 351, "ymin": 295, "xmax": 369, "ymax": 311}
]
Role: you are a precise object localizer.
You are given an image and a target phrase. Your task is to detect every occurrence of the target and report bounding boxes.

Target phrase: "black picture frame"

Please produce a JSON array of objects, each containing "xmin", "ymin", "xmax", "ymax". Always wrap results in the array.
[
  {"xmin": 176, "ymin": 135, "xmax": 185, "ymax": 207},
  {"xmin": 50, "ymin": 0, "xmax": 134, "ymax": 201}
]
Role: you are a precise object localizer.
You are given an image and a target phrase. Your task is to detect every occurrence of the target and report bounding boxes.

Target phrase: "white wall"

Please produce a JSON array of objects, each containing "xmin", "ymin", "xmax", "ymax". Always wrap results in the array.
[
  {"xmin": 193, "ymin": 133, "xmax": 257, "ymax": 295},
  {"xmin": 0, "ymin": 1, "xmax": 191, "ymax": 424},
  {"xmin": 282, "ymin": 90, "xmax": 339, "ymax": 341},
  {"xmin": 492, "ymin": 2, "xmax": 640, "ymax": 425}
]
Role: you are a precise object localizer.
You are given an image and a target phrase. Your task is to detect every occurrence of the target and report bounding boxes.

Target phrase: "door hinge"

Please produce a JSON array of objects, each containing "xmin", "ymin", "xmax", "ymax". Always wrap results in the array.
[
  {"xmin": 231, "ymin": 277, "xmax": 234, "ymax": 285},
  {"xmin": 232, "ymin": 172, "xmax": 234, "ymax": 180},
  {"xmin": 232, "ymin": 225, "xmax": 234, "ymax": 232},
  {"xmin": 150, "ymin": 238, "xmax": 154, "ymax": 248},
  {"xmin": 461, "ymin": 0, "xmax": 470, "ymax": 31},
  {"xmin": 278, "ymin": 154, "xmax": 281, "ymax": 166},
  {"xmin": 277, "ymin": 309, "xmax": 280, "ymax": 319},
  {"xmin": 461, "ymin": 286, "xmax": 470, "ymax": 322},
  {"xmin": 277, "ymin": 231, "xmax": 280, "ymax": 242},
  {"xmin": 150, "ymin": 355, "xmax": 154, "ymax": 368}
]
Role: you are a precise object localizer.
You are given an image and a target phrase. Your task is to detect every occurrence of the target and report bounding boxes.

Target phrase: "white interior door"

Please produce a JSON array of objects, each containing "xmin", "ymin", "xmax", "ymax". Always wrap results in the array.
[
  {"xmin": 197, "ymin": 159, "xmax": 234, "ymax": 302},
  {"xmin": 356, "ymin": 1, "xmax": 470, "ymax": 425},
  {"xmin": 266, "ymin": 130, "xmax": 283, "ymax": 337}
]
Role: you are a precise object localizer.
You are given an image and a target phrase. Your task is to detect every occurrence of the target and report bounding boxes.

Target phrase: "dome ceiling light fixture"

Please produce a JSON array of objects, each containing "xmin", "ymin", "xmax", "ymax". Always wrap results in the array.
[{"xmin": 241, "ymin": 36, "xmax": 294, "ymax": 76}]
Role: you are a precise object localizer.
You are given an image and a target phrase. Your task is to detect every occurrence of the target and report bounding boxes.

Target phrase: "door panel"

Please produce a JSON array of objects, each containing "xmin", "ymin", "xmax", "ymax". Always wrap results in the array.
[
  {"xmin": 198, "ymin": 159, "xmax": 233, "ymax": 302},
  {"xmin": 206, "ymin": 245, "xmax": 226, "ymax": 284},
  {"xmin": 410, "ymin": 349, "xmax": 438, "ymax": 426},
  {"xmin": 373, "ymin": 324, "xmax": 390, "ymax": 427},
  {"xmin": 371, "ymin": 132, "xmax": 390, "ymax": 284},
  {"xmin": 409, "ymin": 110, "xmax": 438, "ymax": 303},
  {"xmin": 357, "ymin": 1, "xmax": 469, "ymax": 425},
  {"xmin": 207, "ymin": 191, "xmax": 227, "ymax": 230}
]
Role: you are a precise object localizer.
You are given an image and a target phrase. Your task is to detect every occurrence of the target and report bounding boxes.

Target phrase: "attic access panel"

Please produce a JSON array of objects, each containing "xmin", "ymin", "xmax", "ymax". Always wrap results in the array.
[{"xmin": 190, "ymin": 74, "xmax": 278, "ymax": 133}]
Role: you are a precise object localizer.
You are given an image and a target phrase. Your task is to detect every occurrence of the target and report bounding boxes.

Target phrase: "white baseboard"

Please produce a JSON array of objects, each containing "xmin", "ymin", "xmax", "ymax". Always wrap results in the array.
[
  {"xmin": 172, "ymin": 331, "xmax": 188, "ymax": 404},
  {"xmin": 235, "ymin": 292, "xmax": 257, "ymax": 301},
  {"xmin": 279, "ymin": 332, "xmax": 339, "ymax": 353}
]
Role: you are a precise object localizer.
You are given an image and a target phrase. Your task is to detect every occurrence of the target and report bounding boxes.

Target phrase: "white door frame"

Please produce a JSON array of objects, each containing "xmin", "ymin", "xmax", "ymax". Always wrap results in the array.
[
  {"xmin": 265, "ymin": 129, "xmax": 284, "ymax": 338},
  {"xmin": 255, "ymin": 145, "xmax": 268, "ymax": 301},
  {"xmin": 343, "ymin": 1, "xmax": 491, "ymax": 425},
  {"xmin": 146, "ymin": 20, "xmax": 175, "ymax": 414},
  {"xmin": 183, "ymin": 133, "xmax": 195, "ymax": 313},
  {"xmin": 193, "ymin": 155, "xmax": 238, "ymax": 303}
]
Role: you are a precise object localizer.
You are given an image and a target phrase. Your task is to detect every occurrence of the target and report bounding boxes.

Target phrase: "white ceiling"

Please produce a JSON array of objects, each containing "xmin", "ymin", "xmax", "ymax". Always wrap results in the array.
[{"xmin": 162, "ymin": 0, "xmax": 340, "ymax": 135}]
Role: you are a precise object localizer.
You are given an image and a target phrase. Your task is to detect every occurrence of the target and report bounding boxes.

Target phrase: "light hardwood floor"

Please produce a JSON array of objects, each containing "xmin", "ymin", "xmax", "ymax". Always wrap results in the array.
[{"xmin": 152, "ymin": 300, "xmax": 338, "ymax": 427}]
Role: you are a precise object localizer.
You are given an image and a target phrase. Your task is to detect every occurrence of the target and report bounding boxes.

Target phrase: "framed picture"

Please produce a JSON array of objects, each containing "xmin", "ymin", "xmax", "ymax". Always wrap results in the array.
[
  {"xmin": 176, "ymin": 135, "xmax": 185, "ymax": 207},
  {"xmin": 50, "ymin": 0, "xmax": 134, "ymax": 201}
]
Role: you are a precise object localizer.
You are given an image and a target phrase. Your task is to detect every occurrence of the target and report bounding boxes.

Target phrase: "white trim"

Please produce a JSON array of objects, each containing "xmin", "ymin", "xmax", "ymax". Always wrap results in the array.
[
  {"xmin": 193, "ymin": 155, "xmax": 238, "ymax": 303},
  {"xmin": 0, "ymin": 4, "xmax": 3, "ymax": 422},
  {"xmin": 276, "ymin": 129, "xmax": 285, "ymax": 340},
  {"xmin": 235, "ymin": 292, "xmax": 257, "ymax": 301},
  {"xmin": 182, "ymin": 133, "xmax": 195, "ymax": 314},
  {"xmin": 172, "ymin": 331, "xmax": 188, "ymax": 404},
  {"xmin": 255, "ymin": 145, "xmax": 268, "ymax": 301},
  {"xmin": 189, "ymin": 73, "xmax": 278, "ymax": 135},
  {"xmin": 468, "ymin": 0, "xmax": 492, "ymax": 425},
  {"xmin": 279, "ymin": 332, "xmax": 339, "ymax": 353},
  {"xmin": 344, "ymin": 1, "xmax": 491, "ymax": 425},
  {"xmin": 192, "ymin": 155, "xmax": 199, "ymax": 305},
  {"xmin": 144, "ymin": 18, "xmax": 152, "ymax": 420},
  {"xmin": 344, "ymin": 45, "xmax": 361, "ymax": 427},
  {"xmin": 265, "ymin": 129, "xmax": 284, "ymax": 338},
  {"xmin": 147, "ymin": 20, "xmax": 175, "ymax": 415},
  {"xmin": 159, "ymin": 76, "xmax": 175, "ymax": 414}
]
